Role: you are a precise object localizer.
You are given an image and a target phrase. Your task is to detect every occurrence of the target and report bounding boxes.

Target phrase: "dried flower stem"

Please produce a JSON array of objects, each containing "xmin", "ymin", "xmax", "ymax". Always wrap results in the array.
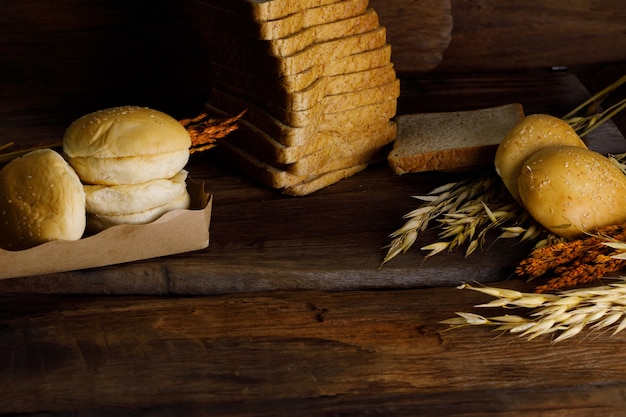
[{"xmin": 442, "ymin": 279, "xmax": 626, "ymax": 342}]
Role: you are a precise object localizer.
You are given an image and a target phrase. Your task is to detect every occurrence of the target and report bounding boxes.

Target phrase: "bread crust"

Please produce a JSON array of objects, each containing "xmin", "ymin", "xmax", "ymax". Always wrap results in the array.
[
  {"xmin": 63, "ymin": 106, "xmax": 190, "ymax": 158},
  {"xmin": 0, "ymin": 149, "xmax": 86, "ymax": 250},
  {"xmin": 518, "ymin": 146, "xmax": 626, "ymax": 239}
]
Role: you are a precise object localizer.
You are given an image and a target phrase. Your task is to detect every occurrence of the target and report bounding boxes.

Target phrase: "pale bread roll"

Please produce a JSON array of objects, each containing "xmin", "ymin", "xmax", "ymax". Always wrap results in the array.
[
  {"xmin": 494, "ymin": 114, "xmax": 586, "ymax": 203},
  {"xmin": 0, "ymin": 149, "xmax": 86, "ymax": 250},
  {"xmin": 84, "ymin": 170, "xmax": 188, "ymax": 216},
  {"xmin": 87, "ymin": 189, "xmax": 191, "ymax": 233},
  {"xmin": 518, "ymin": 146, "xmax": 626, "ymax": 239},
  {"xmin": 63, "ymin": 106, "xmax": 191, "ymax": 185}
]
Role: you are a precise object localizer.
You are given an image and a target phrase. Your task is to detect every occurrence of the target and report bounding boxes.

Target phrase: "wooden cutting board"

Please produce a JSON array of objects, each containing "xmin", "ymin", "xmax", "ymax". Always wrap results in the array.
[{"xmin": 0, "ymin": 71, "xmax": 624, "ymax": 295}]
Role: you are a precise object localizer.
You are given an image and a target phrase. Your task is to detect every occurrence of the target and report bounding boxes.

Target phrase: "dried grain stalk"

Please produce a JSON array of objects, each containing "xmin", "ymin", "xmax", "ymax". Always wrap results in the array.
[
  {"xmin": 380, "ymin": 176, "xmax": 551, "ymax": 267},
  {"xmin": 442, "ymin": 279, "xmax": 626, "ymax": 343}
]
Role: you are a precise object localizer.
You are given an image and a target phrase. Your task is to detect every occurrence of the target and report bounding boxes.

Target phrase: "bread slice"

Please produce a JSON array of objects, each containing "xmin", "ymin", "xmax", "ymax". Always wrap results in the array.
[
  {"xmin": 199, "ymin": 7, "xmax": 378, "ymax": 58},
  {"xmin": 206, "ymin": 92, "xmax": 398, "ymax": 148},
  {"xmin": 189, "ymin": 0, "xmax": 372, "ymax": 44},
  {"xmin": 224, "ymin": 116, "xmax": 396, "ymax": 172},
  {"xmin": 210, "ymin": 44, "xmax": 392, "ymax": 96},
  {"xmin": 204, "ymin": 25, "xmax": 387, "ymax": 77},
  {"xmin": 214, "ymin": 62, "xmax": 397, "ymax": 113},
  {"xmin": 264, "ymin": 8, "xmax": 379, "ymax": 57},
  {"xmin": 194, "ymin": 0, "xmax": 347, "ymax": 24},
  {"xmin": 210, "ymin": 79, "xmax": 398, "ymax": 128},
  {"xmin": 283, "ymin": 164, "xmax": 368, "ymax": 196},
  {"xmin": 206, "ymin": 100, "xmax": 396, "ymax": 165},
  {"xmin": 387, "ymin": 104, "xmax": 526, "ymax": 174},
  {"xmin": 223, "ymin": 125, "xmax": 393, "ymax": 176},
  {"xmin": 217, "ymin": 140, "xmax": 377, "ymax": 195}
]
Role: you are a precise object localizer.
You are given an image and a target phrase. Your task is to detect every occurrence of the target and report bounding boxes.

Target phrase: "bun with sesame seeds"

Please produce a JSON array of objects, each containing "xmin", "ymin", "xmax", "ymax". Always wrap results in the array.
[
  {"xmin": 0, "ymin": 148, "xmax": 86, "ymax": 250},
  {"xmin": 62, "ymin": 106, "xmax": 191, "ymax": 185}
]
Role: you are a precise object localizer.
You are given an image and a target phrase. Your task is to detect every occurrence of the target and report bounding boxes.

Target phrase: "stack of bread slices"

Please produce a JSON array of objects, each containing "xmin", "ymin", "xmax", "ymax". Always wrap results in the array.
[{"xmin": 186, "ymin": 0, "xmax": 400, "ymax": 195}]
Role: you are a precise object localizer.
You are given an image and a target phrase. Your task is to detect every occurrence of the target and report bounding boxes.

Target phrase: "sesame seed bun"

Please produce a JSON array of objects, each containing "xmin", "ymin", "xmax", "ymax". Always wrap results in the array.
[
  {"xmin": 0, "ymin": 149, "xmax": 86, "ymax": 250},
  {"xmin": 63, "ymin": 106, "xmax": 191, "ymax": 185}
]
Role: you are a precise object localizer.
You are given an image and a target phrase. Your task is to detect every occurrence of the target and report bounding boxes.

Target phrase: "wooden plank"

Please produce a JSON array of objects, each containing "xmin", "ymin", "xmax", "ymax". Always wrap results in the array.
[
  {"xmin": 0, "ymin": 70, "xmax": 624, "ymax": 295},
  {"xmin": 438, "ymin": 0, "xmax": 626, "ymax": 72},
  {"xmin": 2, "ymin": 281, "xmax": 626, "ymax": 415},
  {"xmin": 368, "ymin": 0, "xmax": 452, "ymax": 73}
]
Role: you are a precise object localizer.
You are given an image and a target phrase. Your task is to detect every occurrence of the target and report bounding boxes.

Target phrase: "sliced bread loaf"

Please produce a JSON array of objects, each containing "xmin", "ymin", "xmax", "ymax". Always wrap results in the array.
[{"xmin": 387, "ymin": 104, "xmax": 525, "ymax": 174}]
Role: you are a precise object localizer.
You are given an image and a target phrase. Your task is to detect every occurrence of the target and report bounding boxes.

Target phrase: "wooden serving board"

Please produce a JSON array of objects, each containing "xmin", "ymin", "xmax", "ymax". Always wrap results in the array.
[{"xmin": 0, "ymin": 70, "xmax": 625, "ymax": 295}]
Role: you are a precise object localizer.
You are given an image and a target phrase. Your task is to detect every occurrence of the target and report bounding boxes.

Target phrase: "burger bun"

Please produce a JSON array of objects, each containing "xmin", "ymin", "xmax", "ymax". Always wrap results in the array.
[
  {"xmin": 63, "ymin": 106, "xmax": 191, "ymax": 185},
  {"xmin": 0, "ymin": 149, "xmax": 86, "ymax": 250}
]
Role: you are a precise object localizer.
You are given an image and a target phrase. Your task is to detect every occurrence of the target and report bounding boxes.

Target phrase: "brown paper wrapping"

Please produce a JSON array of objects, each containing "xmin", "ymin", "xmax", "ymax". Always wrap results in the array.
[{"xmin": 0, "ymin": 179, "xmax": 212, "ymax": 280}]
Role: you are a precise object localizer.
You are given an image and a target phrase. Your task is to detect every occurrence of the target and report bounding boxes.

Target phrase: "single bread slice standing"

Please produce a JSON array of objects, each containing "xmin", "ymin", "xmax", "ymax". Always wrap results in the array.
[{"xmin": 388, "ymin": 103, "xmax": 525, "ymax": 174}]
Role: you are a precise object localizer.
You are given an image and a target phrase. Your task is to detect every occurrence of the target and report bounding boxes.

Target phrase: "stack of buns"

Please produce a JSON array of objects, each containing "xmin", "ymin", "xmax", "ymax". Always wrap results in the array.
[
  {"xmin": 62, "ymin": 106, "xmax": 192, "ymax": 232},
  {"xmin": 185, "ymin": 0, "xmax": 399, "ymax": 195}
]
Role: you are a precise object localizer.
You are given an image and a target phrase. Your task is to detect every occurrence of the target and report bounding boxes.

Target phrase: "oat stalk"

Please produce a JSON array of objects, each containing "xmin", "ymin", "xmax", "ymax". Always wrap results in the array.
[
  {"xmin": 0, "ymin": 141, "xmax": 63, "ymax": 165},
  {"xmin": 442, "ymin": 279, "xmax": 626, "ymax": 342},
  {"xmin": 380, "ymin": 176, "xmax": 549, "ymax": 267},
  {"xmin": 563, "ymin": 74, "xmax": 626, "ymax": 137}
]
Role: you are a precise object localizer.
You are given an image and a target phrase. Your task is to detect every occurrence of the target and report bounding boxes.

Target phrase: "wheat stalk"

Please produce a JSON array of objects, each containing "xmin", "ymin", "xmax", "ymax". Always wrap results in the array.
[{"xmin": 442, "ymin": 279, "xmax": 626, "ymax": 342}]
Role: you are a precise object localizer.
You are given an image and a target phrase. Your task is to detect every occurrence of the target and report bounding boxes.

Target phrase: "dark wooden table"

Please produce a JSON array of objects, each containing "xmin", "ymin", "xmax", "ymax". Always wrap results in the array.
[{"xmin": 2, "ymin": 66, "xmax": 626, "ymax": 416}]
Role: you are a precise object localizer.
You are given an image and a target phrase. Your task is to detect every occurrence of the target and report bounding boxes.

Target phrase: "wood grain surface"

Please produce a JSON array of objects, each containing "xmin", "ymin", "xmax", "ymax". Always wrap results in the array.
[
  {"xmin": 3, "ymin": 280, "xmax": 626, "ymax": 416},
  {"xmin": 439, "ymin": 0, "xmax": 626, "ymax": 72},
  {"xmin": 2, "ymin": 2, "xmax": 626, "ymax": 415},
  {"xmin": 368, "ymin": 0, "xmax": 452, "ymax": 73}
]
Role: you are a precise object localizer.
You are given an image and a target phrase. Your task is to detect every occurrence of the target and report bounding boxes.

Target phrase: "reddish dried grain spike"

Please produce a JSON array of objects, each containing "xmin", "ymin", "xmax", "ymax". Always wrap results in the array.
[{"xmin": 181, "ymin": 110, "xmax": 246, "ymax": 154}]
